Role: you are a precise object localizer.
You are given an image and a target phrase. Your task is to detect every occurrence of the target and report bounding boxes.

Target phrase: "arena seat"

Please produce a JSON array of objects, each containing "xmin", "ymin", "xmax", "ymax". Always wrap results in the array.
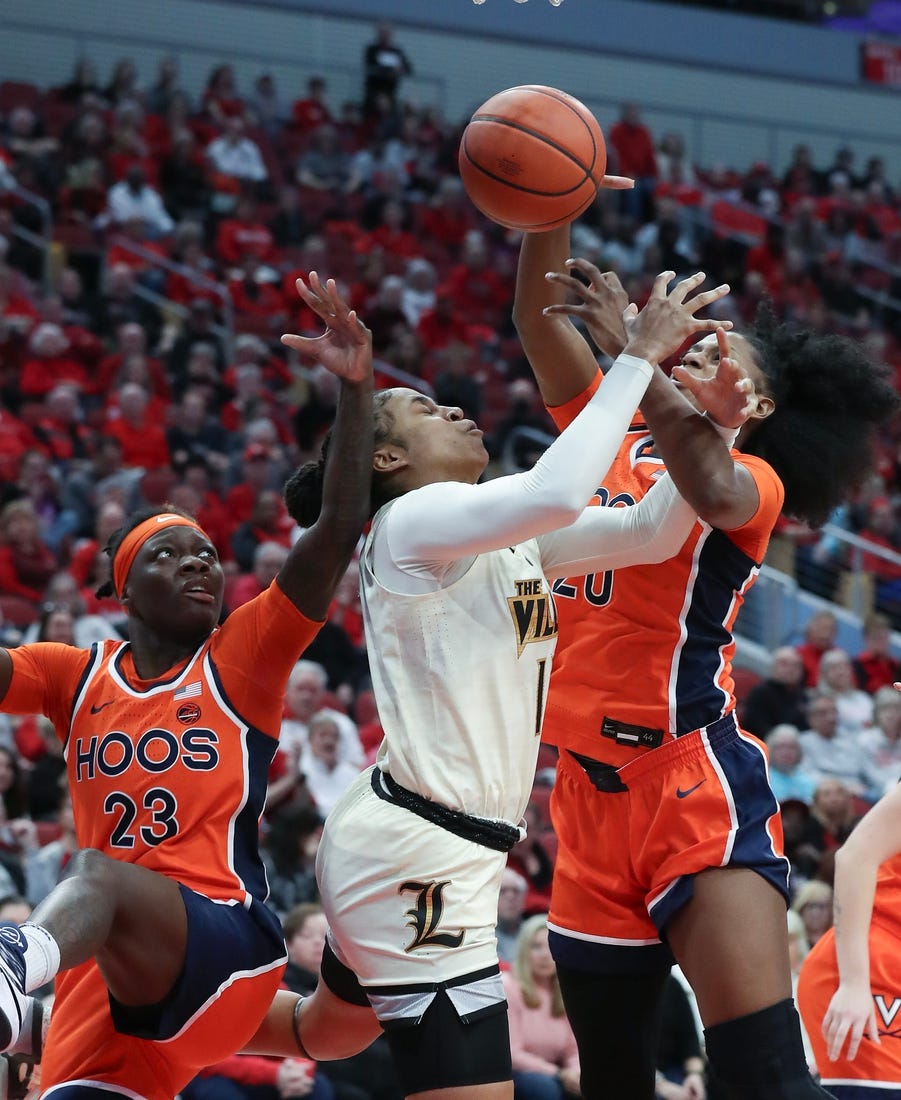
[
  {"xmin": 0, "ymin": 81, "xmax": 42, "ymax": 112},
  {"xmin": 0, "ymin": 595, "xmax": 39, "ymax": 628},
  {"xmin": 709, "ymin": 200, "xmax": 768, "ymax": 245}
]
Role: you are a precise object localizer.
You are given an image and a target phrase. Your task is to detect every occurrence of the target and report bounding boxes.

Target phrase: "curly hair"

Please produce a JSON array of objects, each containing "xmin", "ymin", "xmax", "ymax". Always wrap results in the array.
[
  {"xmin": 741, "ymin": 304, "xmax": 899, "ymax": 526},
  {"xmin": 95, "ymin": 504, "xmax": 198, "ymax": 598},
  {"xmin": 284, "ymin": 389, "xmax": 400, "ymax": 527}
]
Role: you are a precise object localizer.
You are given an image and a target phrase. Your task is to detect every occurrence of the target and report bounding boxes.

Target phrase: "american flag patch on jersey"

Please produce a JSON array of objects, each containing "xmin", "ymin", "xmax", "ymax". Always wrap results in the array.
[{"xmin": 174, "ymin": 681, "xmax": 202, "ymax": 700}]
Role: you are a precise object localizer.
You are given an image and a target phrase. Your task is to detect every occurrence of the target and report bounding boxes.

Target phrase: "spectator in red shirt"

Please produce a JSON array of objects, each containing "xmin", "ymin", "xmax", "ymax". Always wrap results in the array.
[
  {"xmin": 230, "ymin": 489, "xmax": 294, "ymax": 573},
  {"xmin": 20, "ymin": 323, "xmax": 91, "ymax": 400},
  {"xmin": 853, "ymin": 612, "xmax": 901, "ymax": 695},
  {"xmin": 608, "ymin": 102, "xmax": 658, "ymax": 221},
  {"xmin": 32, "ymin": 383, "xmax": 94, "ymax": 466},
  {"xmin": 745, "ymin": 221, "xmax": 789, "ymax": 301},
  {"xmin": 215, "ymin": 196, "xmax": 275, "ymax": 267},
  {"xmin": 201, "ymin": 64, "xmax": 246, "ymax": 126},
  {"xmin": 291, "ymin": 76, "xmax": 333, "ymax": 136},
  {"xmin": 102, "ymin": 382, "xmax": 171, "ymax": 469},
  {"xmin": 224, "ymin": 443, "xmax": 281, "ymax": 527},
  {"xmin": 68, "ymin": 498, "xmax": 127, "ymax": 589},
  {"xmin": 103, "ymin": 354, "xmax": 171, "ymax": 426},
  {"xmin": 356, "ymin": 198, "xmax": 420, "ymax": 262},
  {"xmin": 0, "ymin": 499, "xmax": 58, "ymax": 603},
  {"xmin": 416, "ymin": 177, "xmax": 475, "ymax": 255},
  {"xmin": 795, "ymin": 609, "xmax": 839, "ymax": 689},
  {"xmin": 0, "ymin": 264, "xmax": 39, "ymax": 342},
  {"xmin": 0, "ymin": 404, "xmax": 38, "ymax": 485},
  {"xmin": 443, "ymin": 230, "xmax": 511, "ymax": 328},
  {"xmin": 227, "ymin": 255, "xmax": 286, "ymax": 329},
  {"xmin": 220, "ymin": 362, "xmax": 290, "ymax": 441},
  {"xmin": 416, "ymin": 284, "xmax": 475, "ymax": 357},
  {"xmin": 39, "ymin": 294, "xmax": 104, "ymax": 370},
  {"xmin": 227, "ymin": 539, "xmax": 290, "ymax": 611},
  {"xmin": 96, "ymin": 321, "xmax": 170, "ymax": 400}
]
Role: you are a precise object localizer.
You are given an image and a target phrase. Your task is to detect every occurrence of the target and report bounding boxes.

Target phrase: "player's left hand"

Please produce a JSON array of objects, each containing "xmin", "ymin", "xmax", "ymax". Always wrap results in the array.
[
  {"xmin": 822, "ymin": 981, "xmax": 880, "ymax": 1062},
  {"xmin": 671, "ymin": 328, "xmax": 755, "ymax": 429},
  {"xmin": 281, "ymin": 273, "xmax": 373, "ymax": 384}
]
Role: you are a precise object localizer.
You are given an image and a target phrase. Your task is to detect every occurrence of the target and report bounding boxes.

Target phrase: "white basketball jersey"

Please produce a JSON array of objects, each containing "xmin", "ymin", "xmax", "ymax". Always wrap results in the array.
[{"xmin": 360, "ymin": 502, "xmax": 558, "ymax": 825}]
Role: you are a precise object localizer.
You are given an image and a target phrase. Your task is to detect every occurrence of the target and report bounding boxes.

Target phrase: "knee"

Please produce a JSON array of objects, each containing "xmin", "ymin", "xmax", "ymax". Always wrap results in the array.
[{"xmin": 65, "ymin": 848, "xmax": 115, "ymax": 886}]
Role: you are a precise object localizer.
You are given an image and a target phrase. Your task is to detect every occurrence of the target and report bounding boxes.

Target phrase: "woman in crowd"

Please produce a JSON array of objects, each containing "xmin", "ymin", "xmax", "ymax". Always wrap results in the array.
[
  {"xmin": 504, "ymin": 914, "xmax": 580, "ymax": 1100},
  {"xmin": 791, "ymin": 881, "xmax": 835, "ymax": 952}
]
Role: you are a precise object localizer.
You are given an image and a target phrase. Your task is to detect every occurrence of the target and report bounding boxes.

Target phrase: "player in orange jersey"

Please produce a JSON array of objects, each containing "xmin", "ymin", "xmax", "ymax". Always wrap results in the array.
[
  {"xmin": 798, "ymin": 781, "xmax": 901, "ymax": 1099},
  {"xmin": 512, "ymin": 225, "xmax": 898, "ymax": 1100},
  {"xmin": 0, "ymin": 273, "xmax": 374, "ymax": 1100}
]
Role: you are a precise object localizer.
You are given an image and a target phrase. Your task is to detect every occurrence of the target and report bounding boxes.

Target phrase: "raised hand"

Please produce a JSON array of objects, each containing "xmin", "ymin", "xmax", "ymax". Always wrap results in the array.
[
  {"xmin": 822, "ymin": 981, "xmax": 880, "ymax": 1063},
  {"xmin": 543, "ymin": 262, "xmax": 630, "ymax": 358},
  {"xmin": 544, "ymin": 262, "xmax": 732, "ymax": 367},
  {"xmin": 671, "ymin": 328, "xmax": 755, "ymax": 429},
  {"xmin": 281, "ymin": 272, "xmax": 372, "ymax": 384}
]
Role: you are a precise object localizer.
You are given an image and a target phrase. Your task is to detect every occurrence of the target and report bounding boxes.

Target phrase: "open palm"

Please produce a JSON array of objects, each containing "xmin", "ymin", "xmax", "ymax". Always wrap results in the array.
[
  {"xmin": 281, "ymin": 272, "xmax": 372, "ymax": 384},
  {"xmin": 671, "ymin": 328, "xmax": 755, "ymax": 429}
]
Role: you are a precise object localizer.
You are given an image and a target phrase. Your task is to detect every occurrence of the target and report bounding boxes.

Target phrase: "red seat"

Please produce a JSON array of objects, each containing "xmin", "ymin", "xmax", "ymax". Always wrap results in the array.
[
  {"xmin": 0, "ymin": 81, "xmax": 41, "ymax": 112},
  {"xmin": 710, "ymin": 200, "xmax": 768, "ymax": 245},
  {"xmin": 0, "ymin": 594, "xmax": 39, "ymax": 628}
]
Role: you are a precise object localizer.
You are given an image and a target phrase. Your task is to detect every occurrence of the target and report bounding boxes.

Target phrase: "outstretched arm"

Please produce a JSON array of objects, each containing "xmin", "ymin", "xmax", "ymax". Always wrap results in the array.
[
  {"xmin": 821, "ymin": 786, "xmax": 901, "ymax": 1063},
  {"xmin": 545, "ymin": 258, "xmax": 760, "ymax": 531},
  {"xmin": 388, "ymin": 271, "xmax": 733, "ymax": 564},
  {"xmin": 513, "ymin": 226, "xmax": 604, "ymax": 407},
  {"xmin": 275, "ymin": 274, "xmax": 374, "ymax": 620}
]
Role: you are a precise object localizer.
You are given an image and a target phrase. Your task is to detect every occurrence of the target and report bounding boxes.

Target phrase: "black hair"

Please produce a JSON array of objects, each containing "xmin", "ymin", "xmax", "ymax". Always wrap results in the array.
[
  {"xmin": 284, "ymin": 390, "xmax": 400, "ymax": 528},
  {"xmin": 95, "ymin": 504, "xmax": 198, "ymax": 598},
  {"xmin": 741, "ymin": 303, "xmax": 900, "ymax": 527}
]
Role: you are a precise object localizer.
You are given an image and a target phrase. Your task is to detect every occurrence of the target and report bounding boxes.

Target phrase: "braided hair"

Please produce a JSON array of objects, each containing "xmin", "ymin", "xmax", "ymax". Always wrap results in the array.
[
  {"xmin": 741, "ymin": 304, "xmax": 899, "ymax": 527},
  {"xmin": 95, "ymin": 504, "xmax": 198, "ymax": 598},
  {"xmin": 284, "ymin": 390, "xmax": 400, "ymax": 527}
]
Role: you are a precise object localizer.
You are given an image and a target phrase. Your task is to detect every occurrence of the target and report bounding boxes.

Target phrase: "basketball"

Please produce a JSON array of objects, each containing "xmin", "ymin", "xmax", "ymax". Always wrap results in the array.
[{"xmin": 458, "ymin": 84, "xmax": 606, "ymax": 232}]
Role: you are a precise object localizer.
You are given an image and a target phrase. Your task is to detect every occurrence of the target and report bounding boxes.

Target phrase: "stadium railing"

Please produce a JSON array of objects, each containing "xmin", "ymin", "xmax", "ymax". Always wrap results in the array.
[
  {"xmin": 4, "ymin": 182, "xmax": 54, "ymax": 291},
  {"xmin": 105, "ymin": 235, "xmax": 235, "ymax": 357}
]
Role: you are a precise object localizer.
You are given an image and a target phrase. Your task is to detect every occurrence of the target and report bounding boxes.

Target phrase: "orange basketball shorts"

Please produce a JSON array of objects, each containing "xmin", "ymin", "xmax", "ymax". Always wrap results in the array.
[
  {"xmin": 798, "ymin": 922, "xmax": 901, "ymax": 1098},
  {"xmin": 41, "ymin": 888, "xmax": 287, "ymax": 1100},
  {"xmin": 548, "ymin": 713, "xmax": 790, "ymax": 975}
]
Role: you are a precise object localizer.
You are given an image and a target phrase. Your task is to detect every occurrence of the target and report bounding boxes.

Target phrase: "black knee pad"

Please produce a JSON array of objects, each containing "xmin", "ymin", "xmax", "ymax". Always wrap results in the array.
[
  {"xmin": 705, "ymin": 999, "xmax": 834, "ymax": 1099},
  {"xmin": 383, "ymin": 990, "xmax": 511, "ymax": 1096}
]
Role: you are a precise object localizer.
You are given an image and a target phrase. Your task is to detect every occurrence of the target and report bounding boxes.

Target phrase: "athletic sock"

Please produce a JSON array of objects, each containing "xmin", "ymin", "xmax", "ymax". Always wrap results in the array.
[
  {"xmin": 704, "ymin": 999, "xmax": 835, "ymax": 1099},
  {"xmin": 18, "ymin": 925, "xmax": 59, "ymax": 995}
]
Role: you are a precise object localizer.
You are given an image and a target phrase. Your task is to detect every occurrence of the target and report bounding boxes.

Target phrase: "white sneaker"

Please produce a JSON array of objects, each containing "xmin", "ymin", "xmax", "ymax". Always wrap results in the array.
[{"xmin": 0, "ymin": 926, "xmax": 28, "ymax": 1053}]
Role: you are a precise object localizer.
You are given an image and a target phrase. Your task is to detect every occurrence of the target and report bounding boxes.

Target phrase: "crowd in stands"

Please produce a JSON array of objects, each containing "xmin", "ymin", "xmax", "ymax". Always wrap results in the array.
[{"xmin": 4, "ymin": 23, "xmax": 901, "ymax": 1096}]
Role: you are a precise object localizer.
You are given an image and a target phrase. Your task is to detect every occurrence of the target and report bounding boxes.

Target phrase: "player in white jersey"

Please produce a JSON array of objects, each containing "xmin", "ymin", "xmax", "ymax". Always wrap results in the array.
[{"xmin": 246, "ymin": 271, "xmax": 754, "ymax": 1100}]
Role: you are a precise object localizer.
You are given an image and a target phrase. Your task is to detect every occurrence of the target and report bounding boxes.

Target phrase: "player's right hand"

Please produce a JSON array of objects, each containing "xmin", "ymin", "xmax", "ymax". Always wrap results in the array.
[
  {"xmin": 281, "ymin": 273, "xmax": 373, "ymax": 385},
  {"xmin": 822, "ymin": 981, "xmax": 880, "ymax": 1062}
]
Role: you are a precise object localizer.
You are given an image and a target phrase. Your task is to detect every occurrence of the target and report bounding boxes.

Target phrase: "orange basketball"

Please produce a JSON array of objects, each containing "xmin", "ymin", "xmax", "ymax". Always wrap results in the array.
[{"xmin": 458, "ymin": 85, "xmax": 606, "ymax": 232}]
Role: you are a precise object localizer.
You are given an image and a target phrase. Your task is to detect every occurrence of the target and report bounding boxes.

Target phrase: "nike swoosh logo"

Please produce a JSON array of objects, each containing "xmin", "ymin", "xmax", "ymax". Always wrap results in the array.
[
  {"xmin": 676, "ymin": 779, "xmax": 707, "ymax": 799},
  {"xmin": 90, "ymin": 701, "xmax": 116, "ymax": 714}
]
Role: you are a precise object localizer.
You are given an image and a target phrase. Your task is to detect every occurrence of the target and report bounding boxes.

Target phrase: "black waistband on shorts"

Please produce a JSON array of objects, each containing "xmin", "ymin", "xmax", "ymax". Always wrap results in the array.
[{"xmin": 370, "ymin": 768, "xmax": 521, "ymax": 853}]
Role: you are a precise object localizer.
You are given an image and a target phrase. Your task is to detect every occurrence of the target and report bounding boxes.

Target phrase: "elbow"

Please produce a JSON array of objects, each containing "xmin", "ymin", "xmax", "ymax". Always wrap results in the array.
[{"xmin": 534, "ymin": 497, "xmax": 583, "ymax": 532}]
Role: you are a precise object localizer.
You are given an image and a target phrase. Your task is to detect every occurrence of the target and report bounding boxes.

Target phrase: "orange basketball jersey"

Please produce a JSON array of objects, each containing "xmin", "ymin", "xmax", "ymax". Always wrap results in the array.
[
  {"xmin": 4, "ymin": 582, "xmax": 320, "ymax": 904},
  {"xmin": 546, "ymin": 375, "xmax": 784, "ymax": 766}
]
